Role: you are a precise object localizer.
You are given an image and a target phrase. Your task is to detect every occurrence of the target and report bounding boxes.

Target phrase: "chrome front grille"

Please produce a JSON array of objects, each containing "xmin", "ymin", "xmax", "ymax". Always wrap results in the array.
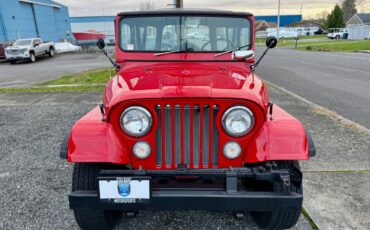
[
  {"xmin": 9, "ymin": 49, "xmax": 23, "ymax": 55},
  {"xmin": 155, "ymin": 103, "xmax": 219, "ymax": 168}
]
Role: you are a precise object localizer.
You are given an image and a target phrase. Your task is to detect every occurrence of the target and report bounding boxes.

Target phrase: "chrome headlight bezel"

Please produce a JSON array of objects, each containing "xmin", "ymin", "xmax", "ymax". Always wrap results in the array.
[
  {"xmin": 222, "ymin": 106, "xmax": 255, "ymax": 137},
  {"xmin": 120, "ymin": 106, "xmax": 152, "ymax": 137}
]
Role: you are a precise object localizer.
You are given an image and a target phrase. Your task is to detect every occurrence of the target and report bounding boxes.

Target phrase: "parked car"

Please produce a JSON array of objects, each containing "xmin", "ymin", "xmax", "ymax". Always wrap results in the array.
[
  {"xmin": 61, "ymin": 8, "xmax": 316, "ymax": 230},
  {"xmin": 327, "ymin": 28, "xmax": 348, "ymax": 39},
  {"xmin": 0, "ymin": 42, "xmax": 12, "ymax": 60},
  {"xmin": 5, "ymin": 38, "xmax": 55, "ymax": 64},
  {"xmin": 314, "ymin": 28, "xmax": 328, "ymax": 35}
]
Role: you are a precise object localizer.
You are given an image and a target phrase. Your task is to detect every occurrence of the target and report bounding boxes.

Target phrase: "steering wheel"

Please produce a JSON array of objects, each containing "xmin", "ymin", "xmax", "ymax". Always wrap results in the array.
[{"xmin": 201, "ymin": 38, "xmax": 236, "ymax": 51}]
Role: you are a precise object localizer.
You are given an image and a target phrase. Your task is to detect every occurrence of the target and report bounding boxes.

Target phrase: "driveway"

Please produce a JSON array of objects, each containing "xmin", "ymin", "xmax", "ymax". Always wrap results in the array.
[
  {"xmin": 256, "ymin": 48, "xmax": 370, "ymax": 129},
  {"xmin": 0, "ymin": 53, "xmax": 109, "ymax": 88}
]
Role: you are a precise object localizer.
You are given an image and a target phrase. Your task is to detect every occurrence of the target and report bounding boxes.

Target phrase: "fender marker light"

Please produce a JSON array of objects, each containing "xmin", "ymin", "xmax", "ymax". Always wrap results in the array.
[
  {"xmin": 133, "ymin": 142, "xmax": 151, "ymax": 159},
  {"xmin": 223, "ymin": 142, "xmax": 242, "ymax": 159}
]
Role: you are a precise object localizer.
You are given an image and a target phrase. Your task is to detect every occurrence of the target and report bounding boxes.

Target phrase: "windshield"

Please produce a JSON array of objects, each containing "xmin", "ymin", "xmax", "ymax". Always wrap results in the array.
[
  {"xmin": 14, "ymin": 40, "xmax": 32, "ymax": 46},
  {"xmin": 119, "ymin": 16, "xmax": 251, "ymax": 52}
]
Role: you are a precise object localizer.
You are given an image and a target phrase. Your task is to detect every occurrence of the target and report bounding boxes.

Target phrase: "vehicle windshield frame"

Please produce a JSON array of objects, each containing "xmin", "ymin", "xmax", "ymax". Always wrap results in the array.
[
  {"xmin": 14, "ymin": 40, "xmax": 32, "ymax": 46},
  {"xmin": 118, "ymin": 14, "xmax": 253, "ymax": 54}
]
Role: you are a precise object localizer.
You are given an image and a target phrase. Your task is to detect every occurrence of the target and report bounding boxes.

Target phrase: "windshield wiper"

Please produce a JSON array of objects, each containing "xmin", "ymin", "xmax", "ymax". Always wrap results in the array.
[
  {"xmin": 154, "ymin": 50, "xmax": 180, "ymax": 56},
  {"xmin": 214, "ymin": 45, "xmax": 250, "ymax": 57}
]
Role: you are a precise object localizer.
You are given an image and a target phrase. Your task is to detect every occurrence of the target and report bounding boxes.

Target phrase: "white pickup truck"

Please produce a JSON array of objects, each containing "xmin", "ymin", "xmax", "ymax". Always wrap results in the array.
[
  {"xmin": 5, "ymin": 38, "xmax": 55, "ymax": 64},
  {"xmin": 327, "ymin": 29, "xmax": 348, "ymax": 39}
]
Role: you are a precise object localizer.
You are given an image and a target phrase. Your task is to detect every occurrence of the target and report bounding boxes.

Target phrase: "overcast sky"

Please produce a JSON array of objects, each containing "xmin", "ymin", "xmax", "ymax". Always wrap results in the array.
[{"xmin": 56, "ymin": 0, "xmax": 370, "ymax": 19}]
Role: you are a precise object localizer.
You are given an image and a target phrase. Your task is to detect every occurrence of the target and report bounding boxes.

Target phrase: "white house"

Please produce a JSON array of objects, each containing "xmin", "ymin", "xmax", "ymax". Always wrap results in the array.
[{"xmin": 346, "ymin": 13, "xmax": 370, "ymax": 40}]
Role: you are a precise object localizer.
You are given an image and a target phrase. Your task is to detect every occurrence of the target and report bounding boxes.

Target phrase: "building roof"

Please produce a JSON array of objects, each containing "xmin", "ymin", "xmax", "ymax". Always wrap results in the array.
[
  {"xmin": 357, "ymin": 13, "xmax": 370, "ymax": 23},
  {"xmin": 118, "ymin": 8, "xmax": 253, "ymax": 17},
  {"xmin": 18, "ymin": 0, "xmax": 66, "ymax": 9}
]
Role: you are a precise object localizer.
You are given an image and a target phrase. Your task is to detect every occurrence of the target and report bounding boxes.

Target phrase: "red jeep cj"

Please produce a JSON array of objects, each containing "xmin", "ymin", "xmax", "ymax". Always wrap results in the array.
[{"xmin": 61, "ymin": 8, "xmax": 316, "ymax": 230}]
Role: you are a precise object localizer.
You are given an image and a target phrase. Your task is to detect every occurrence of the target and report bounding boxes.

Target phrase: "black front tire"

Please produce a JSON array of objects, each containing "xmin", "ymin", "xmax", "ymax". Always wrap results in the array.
[
  {"xmin": 30, "ymin": 52, "xmax": 36, "ymax": 63},
  {"xmin": 72, "ymin": 163, "xmax": 122, "ymax": 230},
  {"xmin": 49, "ymin": 48, "xmax": 55, "ymax": 57},
  {"xmin": 251, "ymin": 161, "xmax": 302, "ymax": 230}
]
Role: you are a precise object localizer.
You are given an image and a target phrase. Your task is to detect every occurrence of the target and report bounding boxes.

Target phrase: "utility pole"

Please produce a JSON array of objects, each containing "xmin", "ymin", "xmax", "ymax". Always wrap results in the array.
[
  {"xmin": 169, "ymin": 0, "xmax": 183, "ymax": 8},
  {"xmin": 277, "ymin": 0, "xmax": 281, "ymax": 40}
]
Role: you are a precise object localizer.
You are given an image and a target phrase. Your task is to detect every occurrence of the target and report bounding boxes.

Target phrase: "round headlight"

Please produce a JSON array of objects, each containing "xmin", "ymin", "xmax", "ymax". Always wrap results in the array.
[
  {"xmin": 222, "ymin": 106, "xmax": 254, "ymax": 137},
  {"xmin": 223, "ymin": 141, "xmax": 242, "ymax": 159},
  {"xmin": 120, "ymin": 106, "xmax": 152, "ymax": 137},
  {"xmin": 133, "ymin": 141, "xmax": 151, "ymax": 159}
]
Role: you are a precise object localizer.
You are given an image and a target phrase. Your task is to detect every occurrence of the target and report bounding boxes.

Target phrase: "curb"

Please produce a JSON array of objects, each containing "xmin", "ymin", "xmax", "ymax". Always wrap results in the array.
[
  {"xmin": 265, "ymin": 80, "xmax": 370, "ymax": 136},
  {"xmin": 302, "ymin": 208, "xmax": 320, "ymax": 230},
  {"xmin": 31, "ymin": 83, "xmax": 106, "ymax": 88},
  {"xmin": 355, "ymin": 50, "xmax": 370, "ymax": 53}
]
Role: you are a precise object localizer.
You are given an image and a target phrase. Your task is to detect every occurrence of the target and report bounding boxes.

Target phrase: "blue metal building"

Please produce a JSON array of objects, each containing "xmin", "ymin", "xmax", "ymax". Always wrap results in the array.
[
  {"xmin": 0, "ymin": 0, "xmax": 72, "ymax": 42},
  {"xmin": 69, "ymin": 14, "xmax": 302, "ymax": 37},
  {"xmin": 255, "ymin": 15, "xmax": 302, "ymax": 27}
]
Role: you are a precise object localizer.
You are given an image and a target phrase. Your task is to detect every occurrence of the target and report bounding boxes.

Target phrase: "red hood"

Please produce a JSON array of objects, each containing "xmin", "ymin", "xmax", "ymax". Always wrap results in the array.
[{"xmin": 104, "ymin": 62, "xmax": 269, "ymax": 111}]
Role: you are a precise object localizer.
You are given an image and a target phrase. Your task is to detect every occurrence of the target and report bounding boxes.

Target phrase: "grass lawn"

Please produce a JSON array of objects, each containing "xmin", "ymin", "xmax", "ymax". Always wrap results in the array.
[
  {"xmin": 255, "ymin": 34, "xmax": 326, "ymax": 45},
  {"xmin": 298, "ymin": 40, "xmax": 370, "ymax": 52},
  {"xmin": 0, "ymin": 68, "xmax": 111, "ymax": 93},
  {"xmin": 38, "ymin": 68, "xmax": 112, "ymax": 86},
  {"xmin": 257, "ymin": 35, "xmax": 370, "ymax": 52},
  {"xmin": 0, "ymin": 85, "xmax": 105, "ymax": 93}
]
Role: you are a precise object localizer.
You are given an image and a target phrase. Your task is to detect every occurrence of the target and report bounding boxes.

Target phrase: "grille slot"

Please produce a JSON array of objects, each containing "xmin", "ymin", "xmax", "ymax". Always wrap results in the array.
[
  {"xmin": 156, "ymin": 104, "xmax": 219, "ymax": 168},
  {"xmin": 10, "ymin": 50, "xmax": 23, "ymax": 55}
]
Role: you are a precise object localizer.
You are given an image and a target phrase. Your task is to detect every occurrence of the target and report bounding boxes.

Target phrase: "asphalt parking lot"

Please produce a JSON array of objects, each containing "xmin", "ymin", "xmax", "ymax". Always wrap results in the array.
[
  {"xmin": 0, "ymin": 53, "xmax": 108, "ymax": 88},
  {"xmin": 0, "ymin": 92, "xmax": 314, "ymax": 230}
]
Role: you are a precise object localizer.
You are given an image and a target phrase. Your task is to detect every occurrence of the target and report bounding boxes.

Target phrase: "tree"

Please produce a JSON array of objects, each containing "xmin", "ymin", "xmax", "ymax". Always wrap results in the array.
[
  {"xmin": 140, "ymin": 1, "xmax": 156, "ymax": 11},
  {"xmin": 326, "ymin": 5, "xmax": 345, "ymax": 28},
  {"xmin": 342, "ymin": 0, "xmax": 357, "ymax": 21}
]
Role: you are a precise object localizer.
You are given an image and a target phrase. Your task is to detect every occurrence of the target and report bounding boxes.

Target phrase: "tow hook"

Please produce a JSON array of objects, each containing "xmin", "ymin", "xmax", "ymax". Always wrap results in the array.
[
  {"xmin": 290, "ymin": 164, "xmax": 303, "ymax": 185},
  {"xmin": 280, "ymin": 174, "xmax": 291, "ymax": 192}
]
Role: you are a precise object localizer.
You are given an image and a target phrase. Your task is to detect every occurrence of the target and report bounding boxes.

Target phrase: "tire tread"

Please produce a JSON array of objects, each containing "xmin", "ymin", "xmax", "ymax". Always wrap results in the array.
[
  {"xmin": 251, "ymin": 161, "xmax": 302, "ymax": 230},
  {"xmin": 72, "ymin": 163, "xmax": 120, "ymax": 230}
]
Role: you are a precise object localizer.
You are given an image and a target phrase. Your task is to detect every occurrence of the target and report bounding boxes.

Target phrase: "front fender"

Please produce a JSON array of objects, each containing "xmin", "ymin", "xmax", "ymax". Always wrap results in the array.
[
  {"xmin": 64, "ymin": 106, "xmax": 131, "ymax": 164},
  {"xmin": 244, "ymin": 105, "xmax": 313, "ymax": 163}
]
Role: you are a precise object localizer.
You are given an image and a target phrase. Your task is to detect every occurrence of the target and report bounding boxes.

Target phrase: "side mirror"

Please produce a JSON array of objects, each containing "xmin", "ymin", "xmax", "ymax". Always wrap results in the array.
[
  {"xmin": 232, "ymin": 50, "xmax": 254, "ymax": 60},
  {"xmin": 253, "ymin": 36, "xmax": 278, "ymax": 71},
  {"xmin": 97, "ymin": 38, "xmax": 106, "ymax": 50},
  {"xmin": 266, "ymin": 36, "xmax": 278, "ymax": 49},
  {"xmin": 96, "ymin": 37, "xmax": 121, "ymax": 71}
]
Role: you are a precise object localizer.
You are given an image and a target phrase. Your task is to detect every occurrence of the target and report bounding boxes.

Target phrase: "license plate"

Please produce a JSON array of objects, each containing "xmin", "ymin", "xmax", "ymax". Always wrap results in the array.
[{"xmin": 99, "ymin": 178, "xmax": 150, "ymax": 203}]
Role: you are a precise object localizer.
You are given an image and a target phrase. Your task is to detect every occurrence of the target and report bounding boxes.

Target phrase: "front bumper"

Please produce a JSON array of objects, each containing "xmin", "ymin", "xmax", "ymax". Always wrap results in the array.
[
  {"xmin": 6, "ymin": 53, "xmax": 30, "ymax": 60},
  {"xmin": 69, "ymin": 166, "xmax": 303, "ymax": 212}
]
